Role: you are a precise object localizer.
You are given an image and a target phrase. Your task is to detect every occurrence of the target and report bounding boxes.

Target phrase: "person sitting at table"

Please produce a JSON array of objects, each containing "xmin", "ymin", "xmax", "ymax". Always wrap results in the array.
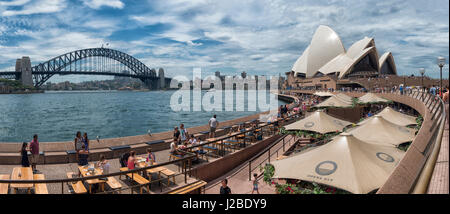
[
  {"xmin": 97, "ymin": 154, "xmax": 110, "ymax": 175},
  {"xmin": 188, "ymin": 134, "xmax": 197, "ymax": 145},
  {"xmin": 239, "ymin": 124, "xmax": 245, "ymax": 132},
  {"xmin": 20, "ymin": 142, "xmax": 30, "ymax": 167},
  {"xmin": 127, "ymin": 151, "xmax": 137, "ymax": 170},
  {"xmin": 146, "ymin": 148, "xmax": 156, "ymax": 165},
  {"xmin": 178, "ymin": 141, "xmax": 188, "ymax": 150},
  {"xmin": 170, "ymin": 137, "xmax": 183, "ymax": 156}
]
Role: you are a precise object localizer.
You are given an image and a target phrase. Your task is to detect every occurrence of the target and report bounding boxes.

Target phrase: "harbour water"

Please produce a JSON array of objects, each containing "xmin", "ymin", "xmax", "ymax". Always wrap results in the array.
[{"xmin": 0, "ymin": 90, "xmax": 285, "ymax": 142}]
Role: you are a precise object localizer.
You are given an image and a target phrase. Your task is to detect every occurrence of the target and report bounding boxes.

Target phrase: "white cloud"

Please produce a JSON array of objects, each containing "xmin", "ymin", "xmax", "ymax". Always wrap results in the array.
[
  {"xmin": 81, "ymin": 0, "xmax": 124, "ymax": 9},
  {"xmin": 1, "ymin": 0, "xmax": 66, "ymax": 16},
  {"xmin": 0, "ymin": 0, "xmax": 30, "ymax": 6},
  {"xmin": 0, "ymin": 0, "xmax": 448, "ymax": 80}
]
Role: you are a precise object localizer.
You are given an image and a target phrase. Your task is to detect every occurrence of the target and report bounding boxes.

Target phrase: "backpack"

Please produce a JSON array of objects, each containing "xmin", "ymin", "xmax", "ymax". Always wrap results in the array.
[{"xmin": 120, "ymin": 153, "xmax": 130, "ymax": 167}]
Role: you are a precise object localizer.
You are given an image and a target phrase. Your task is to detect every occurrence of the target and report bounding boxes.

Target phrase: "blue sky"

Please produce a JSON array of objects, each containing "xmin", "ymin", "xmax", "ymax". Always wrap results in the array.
[{"xmin": 0, "ymin": 0, "xmax": 448, "ymax": 83}]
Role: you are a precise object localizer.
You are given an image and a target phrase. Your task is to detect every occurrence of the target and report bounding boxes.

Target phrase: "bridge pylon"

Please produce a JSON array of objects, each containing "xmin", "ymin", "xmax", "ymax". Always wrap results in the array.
[
  {"xmin": 16, "ymin": 57, "xmax": 33, "ymax": 87},
  {"xmin": 142, "ymin": 78, "xmax": 159, "ymax": 90}
]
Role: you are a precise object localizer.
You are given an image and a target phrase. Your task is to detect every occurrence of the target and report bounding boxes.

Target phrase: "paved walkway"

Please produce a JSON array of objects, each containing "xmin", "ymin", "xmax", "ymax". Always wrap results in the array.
[
  {"xmin": 205, "ymin": 135, "xmax": 297, "ymax": 194},
  {"xmin": 427, "ymin": 103, "xmax": 449, "ymax": 194}
]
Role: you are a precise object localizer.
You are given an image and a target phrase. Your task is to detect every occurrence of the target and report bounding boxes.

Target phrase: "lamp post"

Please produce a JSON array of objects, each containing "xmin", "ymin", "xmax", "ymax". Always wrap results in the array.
[
  {"xmin": 419, "ymin": 68, "xmax": 425, "ymax": 100},
  {"xmin": 437, "ymin": 57, "xmax": 445, "ymax": 97}
]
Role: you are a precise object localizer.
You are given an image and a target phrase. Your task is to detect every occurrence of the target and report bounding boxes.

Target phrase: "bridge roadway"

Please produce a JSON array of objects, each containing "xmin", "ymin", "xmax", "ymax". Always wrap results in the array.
[{"xmin": 1, "ymin": 71, "xmax": 157, "ymax": 79}]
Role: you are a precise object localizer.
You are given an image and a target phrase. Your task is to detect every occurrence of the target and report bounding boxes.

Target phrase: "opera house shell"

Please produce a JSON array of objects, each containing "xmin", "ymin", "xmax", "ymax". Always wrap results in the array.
[{"xmin": 292, "ymin": 25, "xmax": 397, "ymax": 79}]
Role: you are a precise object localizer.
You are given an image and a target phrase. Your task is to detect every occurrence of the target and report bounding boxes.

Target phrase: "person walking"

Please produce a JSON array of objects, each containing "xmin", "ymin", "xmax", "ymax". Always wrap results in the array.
[
  {"xmin": 29, "ymin": 134, "xmax": 39, "ymax": 172},
  {"xmin": 20, "ymin": 142, "xmax": 30, "ymax": 167},
  {"xmin": 251, "ymin": 173, "xmax": 260, "ymax": 194},
  {"xmin": 209, "ymin": 115, "xmax": 219, "ymax": 138}
]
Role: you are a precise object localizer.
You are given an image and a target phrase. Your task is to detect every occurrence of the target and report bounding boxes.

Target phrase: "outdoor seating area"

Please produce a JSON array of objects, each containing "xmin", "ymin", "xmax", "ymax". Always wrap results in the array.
[
  {"xmin": 266, "ymin": 92, "xmax": 425, "ymax": 194},
  {"xmin": 0, "ymin": 112, "xmax": 309, "ymax": 194},
  {"xmin": 0, "ymin": 167, "xmax": 49, "ymax": 194}
]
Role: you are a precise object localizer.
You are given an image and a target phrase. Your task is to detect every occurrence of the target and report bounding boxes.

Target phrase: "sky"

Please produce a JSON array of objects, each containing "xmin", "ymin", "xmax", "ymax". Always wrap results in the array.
[{"xmin": 0, "ymin": 0, "xmax": 448, "ymax": 83}]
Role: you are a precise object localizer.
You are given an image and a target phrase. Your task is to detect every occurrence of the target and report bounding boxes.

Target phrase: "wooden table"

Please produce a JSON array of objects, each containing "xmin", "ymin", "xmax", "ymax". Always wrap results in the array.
[
  {"xmin": 136, "ymin": 158, "xmax": 176, "ymax": 185},
  {"xmin": 10, "ymin": 167, "xmax": 33, "ymax": 194},
  {"xmin": 78, "ymin": 165, "xmax": 106, "ymax": 193},
  {"xmin": 136, "ymin": 158, "xmax": 166, "ymax": 181}
]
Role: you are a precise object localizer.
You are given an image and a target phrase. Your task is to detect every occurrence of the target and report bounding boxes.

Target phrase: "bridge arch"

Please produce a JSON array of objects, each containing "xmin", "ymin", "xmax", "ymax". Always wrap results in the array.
[{"xmin": 31, "ymin": 48, "xmax": 158, "ymax": 87}]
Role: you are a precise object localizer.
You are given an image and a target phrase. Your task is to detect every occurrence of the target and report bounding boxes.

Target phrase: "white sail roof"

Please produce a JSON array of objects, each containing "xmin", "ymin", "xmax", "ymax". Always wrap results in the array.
[
  {"xmin": 291, "ymin": 26, "xmax": 395, "ymax": 79},
  {"xmin": 292, "ymin": 25, "xmax": 345, "ymax": 78}
]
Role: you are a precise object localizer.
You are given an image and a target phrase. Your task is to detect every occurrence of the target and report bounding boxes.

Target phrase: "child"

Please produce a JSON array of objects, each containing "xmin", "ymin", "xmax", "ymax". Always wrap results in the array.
[
  {"xmin": 252, "ymin": 173, "xmax": 259, "ymax": 194},
  {"xmin": 146, "ymin": 148, "xmax": 156, "ymax": 165}
]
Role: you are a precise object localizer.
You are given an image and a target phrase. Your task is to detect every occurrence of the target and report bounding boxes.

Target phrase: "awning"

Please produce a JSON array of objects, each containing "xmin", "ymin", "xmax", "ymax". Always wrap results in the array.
[
  {"xmin": 314, "ymin": 95, "xmax": 353, "ymax": 108},
  {"xmin": 284, "ymin": 110, "xmax": 352, "ymax": 134},
  {"xmin": 357, "ymin": 93, "xmax": 390, "ymax": 104},
  {"xmin": 272, "ymin": 132, "xmax": 405, "ymax": 194},
  {"xmin": 359, "ymin": 107, "xmax": 417, "ymax": 127},
  {"xmin": 350, "ymin": 115, "xmax": 416, "ymax": 147}
]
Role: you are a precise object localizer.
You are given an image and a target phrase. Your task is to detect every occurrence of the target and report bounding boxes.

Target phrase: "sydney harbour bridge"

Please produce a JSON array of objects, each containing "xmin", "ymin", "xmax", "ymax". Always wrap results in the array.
[{"xmin": 0, "ymin": 47, "xmax": 171, "ymax": 90}]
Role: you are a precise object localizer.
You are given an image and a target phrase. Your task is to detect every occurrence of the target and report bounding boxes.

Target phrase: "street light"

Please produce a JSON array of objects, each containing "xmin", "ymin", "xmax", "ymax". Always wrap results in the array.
[
  {"xmin": 419, "ymin": 68, "xmax": 425, "ymax": 100},
  {"xmin": 437, "ymin": 57, "xmax": 445, "ymax": 97}
]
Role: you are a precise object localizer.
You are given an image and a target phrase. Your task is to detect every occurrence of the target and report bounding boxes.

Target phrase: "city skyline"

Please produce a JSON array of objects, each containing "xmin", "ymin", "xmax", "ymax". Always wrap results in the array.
[{"xmin": 0, "ymin": 0, "xmax": 449, "ymax": 83}]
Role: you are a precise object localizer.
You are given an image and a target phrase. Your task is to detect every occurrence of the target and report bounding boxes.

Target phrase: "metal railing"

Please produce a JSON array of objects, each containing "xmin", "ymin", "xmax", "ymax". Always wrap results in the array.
[
  {"xmin": 0, "ymin": 112, "xmax": 302, "ymax": 194},
  {"xmin": 178, "ymin": 112, "xmax": 302, "ymax": 158},
  {"xmin": 0, "ymin": 152, "xmax": 197, "ymax": 194},
  {"xmin": 281, "ymin": 89, "xmax": 447, "ymax": 194},
  {"xmin": 247, "ymin": 134, "xmax": 297, "ymax": 181}
]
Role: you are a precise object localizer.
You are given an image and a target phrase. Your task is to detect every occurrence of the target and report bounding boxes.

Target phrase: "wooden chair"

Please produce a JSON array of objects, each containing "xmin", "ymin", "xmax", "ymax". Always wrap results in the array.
[
  {"xmin": 0, "ymin": 174, "xmax": 10, "ymax": 194},
  {"xmin": 105, "ymin": 177, "xmax": 122, "ymax": 193},
  {"xmin": 161, "ymin": 169, "xmax": 176, "ymax": 186},
  {"xmin": 119, "ymin": 167, "xmax": 150, "ymax": 194},
  {"xmin": 66, "ymin": 172, "xmax": 87, "ymax": 194},
  {"xmin": 33, "ymin": 174, "xmax": 48, "ymax": 194}
]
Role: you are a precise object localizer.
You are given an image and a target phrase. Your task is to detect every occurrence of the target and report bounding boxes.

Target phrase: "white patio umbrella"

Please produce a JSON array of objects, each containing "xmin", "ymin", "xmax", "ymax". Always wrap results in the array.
[
  {"xmin": 272, "ymin": 132, "xmax": 405, "ymax": 194},
  {"xmin": 314, "ymin": 95, "xmax": 353, "ymax": 108},
  {"xmin": 350, "ymin": 115, "xmax": 416, "ymax": 147},
  {"xmin": 357, "ymin": 93, "xmax": 390, "ymax": 104},
  {"xmin": 359, "ymin": 107, "xmax": 417, "ymax": 127},
  {"xmin": 284, "ymin": 110, "xmax": 352, "ymax": 134}
]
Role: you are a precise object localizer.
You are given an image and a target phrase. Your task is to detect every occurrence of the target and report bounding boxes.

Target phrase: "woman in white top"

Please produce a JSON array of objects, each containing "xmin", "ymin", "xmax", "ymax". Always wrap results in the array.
[
  {"xmin": 74, "ymin": 131, "xmax": 84, "ymax": 152},
  {"xmin": 188, "ymin": 134, "xmax": 197, "ymax": 145},
  {"xmin": 97, "ymin": 154, "xmax": 110, "ymax": 175}
]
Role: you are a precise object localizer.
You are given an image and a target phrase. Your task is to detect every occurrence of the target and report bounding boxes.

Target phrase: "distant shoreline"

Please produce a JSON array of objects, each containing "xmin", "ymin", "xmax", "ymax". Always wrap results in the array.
[{"xmin": 0, "ymin": 90, "xmax": 44, "ymax": 94}]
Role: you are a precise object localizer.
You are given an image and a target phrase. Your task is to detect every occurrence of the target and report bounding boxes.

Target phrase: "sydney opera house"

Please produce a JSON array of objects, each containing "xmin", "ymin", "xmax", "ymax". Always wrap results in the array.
[{"xmin": 285, "ymin": 25, "xmax": 398, "ymax": 90}]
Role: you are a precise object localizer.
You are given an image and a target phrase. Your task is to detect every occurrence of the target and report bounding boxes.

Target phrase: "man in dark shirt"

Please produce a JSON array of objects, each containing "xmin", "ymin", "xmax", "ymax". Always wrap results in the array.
[
  {"xmin": 220, "ymin": 179, "xmax": 231, "ymax": 194},
  {"xmin": 173, "ymin": 126, "xmax": 180, "ymax": 144}
]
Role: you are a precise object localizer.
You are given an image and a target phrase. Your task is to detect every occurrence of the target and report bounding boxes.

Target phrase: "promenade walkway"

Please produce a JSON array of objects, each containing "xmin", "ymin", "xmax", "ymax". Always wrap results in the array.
[
  {"xmin": 205, "ymin": 134, "xmax": 297, "ymax": 194},
  {"xmin": 427, "ymin": 103, "xmax": 449, "ymax": 194}
]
